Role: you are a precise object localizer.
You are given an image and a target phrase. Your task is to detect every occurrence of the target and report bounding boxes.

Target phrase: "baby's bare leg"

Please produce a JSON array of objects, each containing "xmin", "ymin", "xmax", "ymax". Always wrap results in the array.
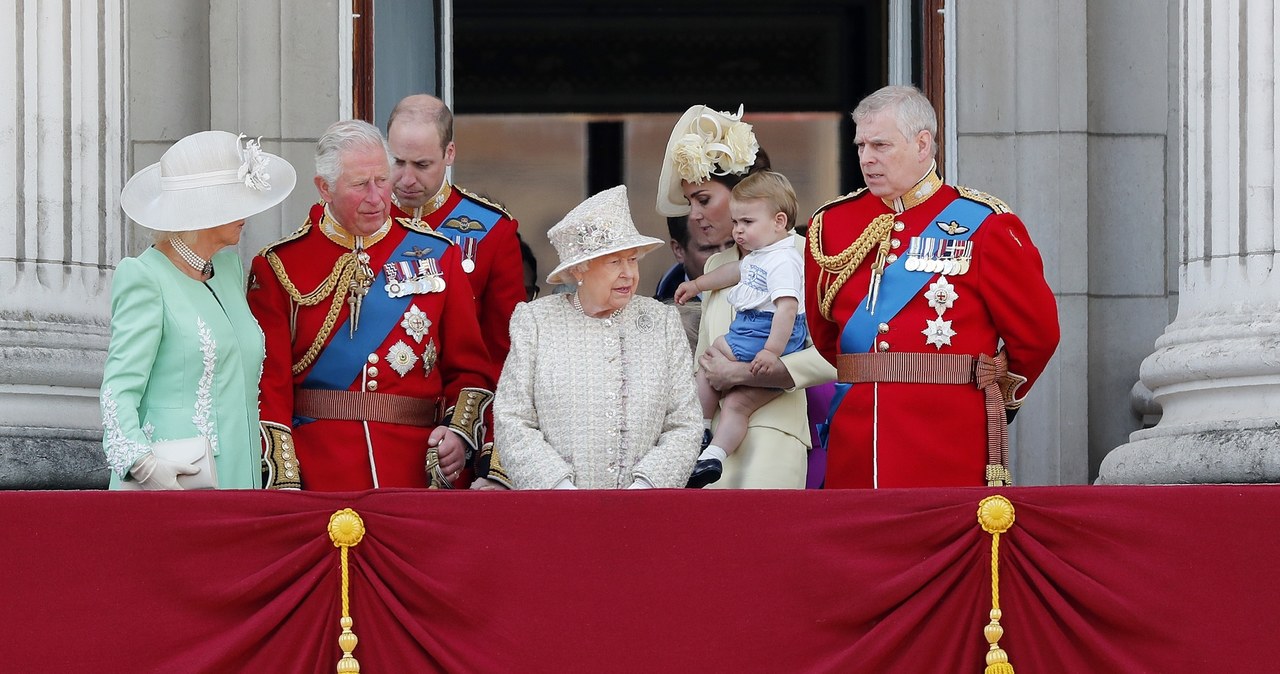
[{"xmin": 710, "ymin": 386, "xmax": 784, "ymax": 456}]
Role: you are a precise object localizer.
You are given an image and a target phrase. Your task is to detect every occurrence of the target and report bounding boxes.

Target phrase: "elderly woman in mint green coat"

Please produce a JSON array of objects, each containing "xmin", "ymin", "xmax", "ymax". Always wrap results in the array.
[{"xmin": 101, "ymin": 130, "xmax": 295, "ymax": 489}]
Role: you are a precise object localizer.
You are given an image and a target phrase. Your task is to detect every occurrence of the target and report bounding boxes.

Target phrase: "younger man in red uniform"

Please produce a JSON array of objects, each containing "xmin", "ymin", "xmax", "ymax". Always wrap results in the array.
[
  {"xmin": 248, "ymin": 120, "xmax": 499, "ymax": 491},
  {"xmin": 805, "ymin": 86, "xmax": 1059, "ymax": 488},
  {"xmin": 386, "ymin": 94, "xmax": 524, "ymax": 379}
]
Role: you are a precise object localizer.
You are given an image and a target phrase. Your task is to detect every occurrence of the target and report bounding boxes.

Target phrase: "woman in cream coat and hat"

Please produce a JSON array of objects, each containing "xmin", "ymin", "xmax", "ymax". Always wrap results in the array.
[
  {"xmin": 101, "ymin": 131, "xmax": 295, "ymax": 489},
  {"xmin": 495, "ymin": 185, "xmax": 701, "ymax": 489},
  {"xmin": 657, "ymin": 104, "xmax": 837, "ymax": 489}
]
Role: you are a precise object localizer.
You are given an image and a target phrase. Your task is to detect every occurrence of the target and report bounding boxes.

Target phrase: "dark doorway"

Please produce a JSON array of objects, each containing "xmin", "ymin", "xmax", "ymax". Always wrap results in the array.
[{"xmin": 452, "ymin": 0, "xmax": 889, "ymax": 193}]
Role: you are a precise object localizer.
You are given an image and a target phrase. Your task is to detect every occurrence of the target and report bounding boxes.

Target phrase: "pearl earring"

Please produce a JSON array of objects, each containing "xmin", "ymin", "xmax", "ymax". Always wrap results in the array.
[{"xmin": 577, "ymin": 279, "xmax": 583, "ymax": 286}]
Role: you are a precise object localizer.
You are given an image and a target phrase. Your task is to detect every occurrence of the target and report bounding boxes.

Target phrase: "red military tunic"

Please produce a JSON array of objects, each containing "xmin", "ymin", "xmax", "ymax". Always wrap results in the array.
[
  {"xmin": 805, "ymin": 172, "xmax": 1059, "ymax": 488},
  {"xmin": 248, "ymin": 203, "xmax": 495, "ymax": 491},
  {"xmin": 391, "ymin": 182, "xmax": 524, "ymax": 377}
]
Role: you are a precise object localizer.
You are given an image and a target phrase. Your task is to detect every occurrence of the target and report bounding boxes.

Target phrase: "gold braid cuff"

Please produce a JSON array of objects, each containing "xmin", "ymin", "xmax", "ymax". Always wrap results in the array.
[
  {"xmin": 476, "ymin": 441, "xmax": 511, "ymax": 488},
  {"xmin": 266, "ymin": 251, "xmax": 359, "ymax": 375},
  {"xmin": 261, "ymin": 420, "xmax": 300, "ymax": 489},
  {"xmin": 1000, "ymin": 370, "xmax": 1030, "ymax": 410},
  {"xmin": 445, "ymin": 387, "xmax": 494, "ymax": 451},
  {"xmin": 808, "ymin": 211, "xmax": 896, "ymax": 320}
]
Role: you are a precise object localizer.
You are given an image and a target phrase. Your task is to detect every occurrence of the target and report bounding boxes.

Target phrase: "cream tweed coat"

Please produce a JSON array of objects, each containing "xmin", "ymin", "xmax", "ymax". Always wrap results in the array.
[{"xmin": 495, "ymin": 294, "xmax": 700, "ymax": 489}]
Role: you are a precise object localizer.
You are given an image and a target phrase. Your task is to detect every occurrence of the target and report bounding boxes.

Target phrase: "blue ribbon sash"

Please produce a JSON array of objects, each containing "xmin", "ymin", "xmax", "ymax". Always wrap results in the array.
[
  {"xmin": 819, "ymin": 197, "xmax": 994, "ymax": 448},
  {"xmin": 302, "ymin": 230, "xmax": 447, "ymax": 392}
]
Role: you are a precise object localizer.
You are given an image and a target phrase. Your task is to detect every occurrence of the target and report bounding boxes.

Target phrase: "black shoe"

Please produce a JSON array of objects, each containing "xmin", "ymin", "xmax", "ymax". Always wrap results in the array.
[
  {"xmin": 700, "ymin": 429, "xmax": 712, "ymax": 451},
  {"xmin": 686, "ymin": 458, "xmax": 723, "ymax": 489}
]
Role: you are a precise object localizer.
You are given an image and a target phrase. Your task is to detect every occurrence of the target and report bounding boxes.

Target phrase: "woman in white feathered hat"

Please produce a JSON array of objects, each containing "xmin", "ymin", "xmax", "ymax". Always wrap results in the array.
[
  {"xmin": 100, "ymin": 130, "xmax": 296, "ymax": 490},
  {"xmin": 493, "ymin": 185, "xmax": 701, "ymax": 489}
]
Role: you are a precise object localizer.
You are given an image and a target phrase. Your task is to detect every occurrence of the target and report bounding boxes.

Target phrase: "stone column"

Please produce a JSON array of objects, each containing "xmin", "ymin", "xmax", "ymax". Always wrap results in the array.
[
  {"xmin": 1099, "ymin": 1, "xmax": 1280, "ymax": 483},
  {"xmin": 0, "ymin": 0, "xmax": 125, "ymax": 488}
]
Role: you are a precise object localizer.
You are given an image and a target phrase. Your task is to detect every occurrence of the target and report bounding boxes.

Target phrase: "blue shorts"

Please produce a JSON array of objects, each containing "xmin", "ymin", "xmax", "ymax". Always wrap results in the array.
[{"xmin": 723, "ymin": 309, "xmax": 809, "ymax": 362}]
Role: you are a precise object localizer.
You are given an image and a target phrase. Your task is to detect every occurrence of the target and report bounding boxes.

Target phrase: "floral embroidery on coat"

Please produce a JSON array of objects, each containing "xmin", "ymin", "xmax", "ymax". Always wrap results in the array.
[
  {"xmin": 100, "ymin": 387, "xmax": 150, "ymax": 478},
  {"xmin": 193, "ymin": 317, "xmax": 219, "ymax": 455}
]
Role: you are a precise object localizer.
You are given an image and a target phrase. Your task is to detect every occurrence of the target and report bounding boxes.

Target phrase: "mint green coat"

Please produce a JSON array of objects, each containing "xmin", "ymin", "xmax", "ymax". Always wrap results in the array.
[{"xmin": 100, "ymin": 247, "xmax": 265, "ymax": 489}]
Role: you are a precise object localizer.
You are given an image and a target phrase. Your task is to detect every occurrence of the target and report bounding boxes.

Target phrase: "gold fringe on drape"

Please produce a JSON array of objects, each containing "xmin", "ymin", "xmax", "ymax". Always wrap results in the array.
[
  {"xmin": 977, "ymin": 495, "xmax": 1017, "ymax": 674},
  {"xmin": 328, "ymin": 509, "xmax": 366, "ymax": 673}
]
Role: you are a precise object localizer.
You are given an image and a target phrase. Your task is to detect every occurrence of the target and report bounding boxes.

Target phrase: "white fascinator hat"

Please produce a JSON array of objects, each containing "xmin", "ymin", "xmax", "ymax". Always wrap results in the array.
[
  {"xmin": 120, "ymin": 130, "xmax": 297, "ymax": 231},
  {"xmin": 655, "ymin": 104, "xmax": 760, "ymax": 217},
  {"xmin": 546, "ymin": 185, "xmax": 665, "ymax": 285}
]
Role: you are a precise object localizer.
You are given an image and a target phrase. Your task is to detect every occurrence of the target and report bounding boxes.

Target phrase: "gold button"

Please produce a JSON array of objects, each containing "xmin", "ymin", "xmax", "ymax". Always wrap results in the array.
[
  {"xmin": 366, "ymin": 380, "xmax": 379, "ymax": 391},
  {"xmin": 366, "ymin": 366, "xmax": 379, "ymax": 378},
  {"xmin": 886, "ymin": 254, "xmax": 898, "ymax": 264},
  {"xmin": 891, "ymin": 238, "xmax": 901, "ymax": 250},
  {"xmin": 877, "ymin": 323, "xmax": 889, "ymax": 334},
  {"xmin": 893, "ymin": 221, "xmax": 905, "ymax": 232},
  {"xmin": 367, "ymin": 353, "xmax": 379, "ymax": 364},
  {"xmin": 286, "ymin": 470, "xmax": 296, "ymax": 478},
  {"xmin": 878, "ymin": 341, "xmax": 890, "ymax": 352}
]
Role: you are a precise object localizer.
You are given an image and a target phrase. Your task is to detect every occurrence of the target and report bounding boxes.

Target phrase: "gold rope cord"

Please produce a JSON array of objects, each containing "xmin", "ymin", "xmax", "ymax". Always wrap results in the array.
[
  {"xmin": 266, "ymin": 251, "xmax": 359, "ymax": 375},
  {"xmin": 329, "ymin": 509, "xmax": 366, "ymax": 674},
  {"xmin": 977, "ymin": 495, "xmax": 1017, "ymax": 674},
  {"xmin": 808, "ymin": 211, "xmax": 896, "ymax": 320}
]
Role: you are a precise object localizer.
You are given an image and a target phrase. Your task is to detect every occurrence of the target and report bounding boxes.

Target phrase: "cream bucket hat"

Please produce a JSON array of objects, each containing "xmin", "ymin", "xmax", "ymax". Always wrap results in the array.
[{"xmin": 546, "ymin": 185, "xmax": 665, "ymax": 285}]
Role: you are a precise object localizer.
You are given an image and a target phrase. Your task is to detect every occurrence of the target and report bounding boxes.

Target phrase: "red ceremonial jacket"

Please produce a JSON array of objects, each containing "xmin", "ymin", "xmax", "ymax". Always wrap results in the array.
[
  {"xmin": 248, "ymin": 203, "xmax": 495, "ymax": 491},
  {"xmin": 390, "ymin": 183, "xmax": 523, "ymax": 378},
  {"xmin": 805, "ymin": 177, "xmax": 1059, "ymax": 489}
]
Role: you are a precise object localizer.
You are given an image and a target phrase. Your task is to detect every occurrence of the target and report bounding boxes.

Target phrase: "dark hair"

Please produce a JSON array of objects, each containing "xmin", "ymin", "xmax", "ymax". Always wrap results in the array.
[
  {"xmin": 517, "ymin": 233, "xmax": 537, "ymax": 279},
  {"xmin": 516, "ymin": 231, "xmax": 540, "ymax": 301},
  {"xmin": 666, "ymin": 215, "xmax": 690, "ymax": 247},
  {"xmin": 707, "ymin": 147, "xmax": 772, "ymax": 191}
]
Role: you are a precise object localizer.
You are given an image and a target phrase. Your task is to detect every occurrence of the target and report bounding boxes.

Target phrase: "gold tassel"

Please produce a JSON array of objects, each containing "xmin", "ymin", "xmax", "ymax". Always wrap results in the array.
[
  {"xmin": 977, "ymin": 495, "xmax": 1017, "ymax": 674},
  {"xmin": 329, "ymin": 509, "xmax": 366, "ymax": 673}
]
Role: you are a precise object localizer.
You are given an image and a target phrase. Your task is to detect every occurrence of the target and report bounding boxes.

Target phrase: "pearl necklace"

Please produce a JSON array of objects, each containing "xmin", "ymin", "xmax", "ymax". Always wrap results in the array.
[
  {"xmin": 571, "ymin": 292, "xmax": 623, "ymax": 320},
  {"xmin": 169, "ymin": 235, "xmax": 213, "ymax": 277}
]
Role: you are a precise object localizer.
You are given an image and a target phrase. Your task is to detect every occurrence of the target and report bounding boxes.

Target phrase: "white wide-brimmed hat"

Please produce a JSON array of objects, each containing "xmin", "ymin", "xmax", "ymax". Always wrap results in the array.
[
  {"xmin": 546, "ymin": 185, "xmax": 665, "ymax": 285},
  {"xmin": 120, "ymin": 130, "xmax": 297, "ymax": 231},
  {"xmin": 655, "ymin": 104, "xmax": 760, "ymax": 217}
]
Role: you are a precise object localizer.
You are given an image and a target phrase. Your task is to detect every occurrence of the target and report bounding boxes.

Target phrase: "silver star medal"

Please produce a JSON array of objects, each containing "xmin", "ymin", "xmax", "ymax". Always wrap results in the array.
[
  {"xmin": 924, "ymin": 277, "xmax": 958, "ymax": 312},
  {"xmin": 387, "ymin": 340, "xmax": 419, "ymax": 377},
  {"xmin": 922, "ymin": 317, "xmax": 957, "ymax": 349},
  {"xmin": 922, "ymin": 277, "xmax": 958, "ymax": 349},
  {"xmin": 399, "ymin": 305, "xmax": 432, "ymax": 344}
]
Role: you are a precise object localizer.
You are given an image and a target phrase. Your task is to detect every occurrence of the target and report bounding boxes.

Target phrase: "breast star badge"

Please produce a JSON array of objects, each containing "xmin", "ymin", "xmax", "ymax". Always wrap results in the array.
[
  {"xmin": 922, "ymin": 317, "xmax": 956, "ymax": 349},
  {"xmin": 387, "ymin": 340, "xmax": 419, "ymax": 377},
  {"xmin": 400, "ymin": 305, "xmax": 431, "ymax": 344},
  {"xmin": 924, "ymin": 277, "xmax": 958, "ymax": 312}
]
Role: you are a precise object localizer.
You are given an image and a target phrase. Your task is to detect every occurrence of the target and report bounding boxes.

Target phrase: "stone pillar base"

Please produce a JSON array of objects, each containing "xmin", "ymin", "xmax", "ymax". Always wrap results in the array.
[
  {"xmin": 0, "ymin": 429, "xmax": 109, "ymax": 490},
  {"xmin": 1097, "ymin": 423, "xmax": 1280, "ymax": 485}
]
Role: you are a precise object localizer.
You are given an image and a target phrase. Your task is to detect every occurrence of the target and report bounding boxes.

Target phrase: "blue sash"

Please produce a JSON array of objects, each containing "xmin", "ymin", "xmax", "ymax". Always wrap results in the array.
[
  {"xmin": 302, "ymin": 230, "xmax": 448, "ymax": 392},
  {"xmin": 818, "ymin": 197, "xmax": 994, "ymax": 448}
]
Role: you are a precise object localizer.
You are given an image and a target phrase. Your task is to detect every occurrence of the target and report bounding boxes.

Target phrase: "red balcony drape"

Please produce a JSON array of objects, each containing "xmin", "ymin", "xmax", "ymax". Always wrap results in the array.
[{"xmin": 9, "ymin": 485, "xmax": 1278, "ymax": 673}]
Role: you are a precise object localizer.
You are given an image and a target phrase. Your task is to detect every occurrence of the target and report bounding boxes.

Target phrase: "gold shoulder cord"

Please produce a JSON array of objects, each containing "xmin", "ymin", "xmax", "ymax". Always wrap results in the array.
[
  {"xmin": 808, "ymin": 210, "xmax": 897, "ymax": 320},
  {"xmin": 956, "ymin": 185, "xmax": 1011, "ymax": 214},
  {"xmin": 454, "ymin": 185, "xmax": 513, "ymax": 219},
  {"xmin": 266, "ymin": 250, "xmax": 360, "ymax": 375}
]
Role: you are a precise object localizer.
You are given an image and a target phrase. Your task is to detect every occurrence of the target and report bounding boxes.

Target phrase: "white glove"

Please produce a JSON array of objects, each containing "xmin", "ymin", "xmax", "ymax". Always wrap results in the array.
[
  {"xmin": 553, "ymin": 478, "xmax": 577, "ymax": 490},
  {"xmin": 626, "ymin": 478, "xmax": 653, "ymax": 490},
  {"xmin": 129, "ymin": 452, "xmax": 199, "ymax": 490}
]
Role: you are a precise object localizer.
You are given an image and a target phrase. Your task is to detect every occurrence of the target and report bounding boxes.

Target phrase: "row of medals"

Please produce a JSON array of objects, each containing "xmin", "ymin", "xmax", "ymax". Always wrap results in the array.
[
  {"xmin": 384, "ymin": 258, "xmax": 445, "ymax": 298},
  {"xmin": 903, "ymin": 237, "xmax": 972, "ymax": 275}
]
